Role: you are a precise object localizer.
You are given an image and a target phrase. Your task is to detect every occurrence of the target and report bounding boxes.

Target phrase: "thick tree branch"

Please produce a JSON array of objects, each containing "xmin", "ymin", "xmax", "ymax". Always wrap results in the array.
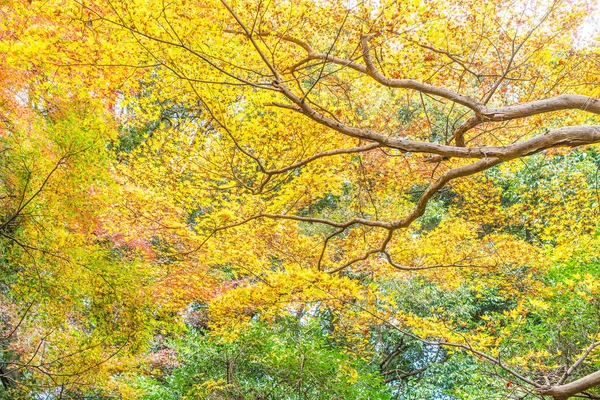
[
  {"xmin": 268, "ymin": 33, "xmax": 600, "ymax": 131},
  {"xmin": 540, "ymin": 371, "xmax": 600, "ymax": 400},
  {"xmin": 272, "ymin": 95, "xmax": 600, "ymax": 160},
  {"xmin": 483, "ymin": 95, "xmax": 600, "ymax": 121},
  {"xmin": 359, "ymin": 34, "xmax": 485, "ymax": 113}
]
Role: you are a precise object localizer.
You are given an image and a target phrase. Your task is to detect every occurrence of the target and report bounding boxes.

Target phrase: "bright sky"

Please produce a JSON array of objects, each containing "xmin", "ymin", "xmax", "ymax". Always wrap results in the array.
[{"xmin": 578, "ymin": 0, "xmax": 600, "ymax": 47}]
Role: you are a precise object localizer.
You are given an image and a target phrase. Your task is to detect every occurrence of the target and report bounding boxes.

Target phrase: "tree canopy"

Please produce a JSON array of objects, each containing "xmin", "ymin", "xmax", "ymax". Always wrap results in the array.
[{"xmin": 1, "ymin": 0, "xmax": 600, "ymax": 398}]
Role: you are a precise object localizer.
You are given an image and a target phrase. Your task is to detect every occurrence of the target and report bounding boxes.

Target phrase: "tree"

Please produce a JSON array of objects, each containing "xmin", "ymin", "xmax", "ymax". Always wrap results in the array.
[
  {"xmin": 135, "ymin": 318, "xmax": 389, "ymax": 400},
  {"xmin": 3, "ymin": 0, "xmax": 600, "ymax": 398},
  {"xmin": 0, "ymin": 2, "xmax": 222, "ymax": 396}
]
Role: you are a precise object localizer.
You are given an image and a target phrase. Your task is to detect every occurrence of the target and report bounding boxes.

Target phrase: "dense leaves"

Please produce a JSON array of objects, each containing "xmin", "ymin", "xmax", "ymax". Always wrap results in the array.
[
  {"xmin": 136, "ymin": 319, "xmax": 389, "ymax": 400},
  {"xmin": 1, "ymin": 0, "xmax": 600, "ymax": 399}
]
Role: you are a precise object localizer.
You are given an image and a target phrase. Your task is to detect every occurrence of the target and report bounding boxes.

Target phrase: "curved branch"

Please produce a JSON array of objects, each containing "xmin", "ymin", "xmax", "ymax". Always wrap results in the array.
[
  {"xmin": 272, "ymin": 94, "xmax": 600, "ymax": 160},
  {"xmin": 451, "ymin": 116, "xmax": 481, "ymax": 147},
  {"xmin": 540, "ymin": 371, "xmax": 600, "ymax": 400},
  {"xmin": 359, "ymin": 34, "xmax": 485, "ymax": 113},
  {"xmin": 438, "ymin": 340, "xmax": 540, "ymax": 388},
  {"xmin": 559, "ymin": 341, "xmax": 600, "ymax": 384},
  {"xmin": 207, "ymin": 212, "xmax": 392, "ymax": 232},
  {"xmin": 264, "ymin": 142, "xmax": 381, "ymax": 175},
  {"xmin": 319, "ymin": 286, "xmax": 541, "ymax": 390},
  {"xmin": 483, "ymin": 95, "xmax": 600, "ymax": 121},
  {"xmin": 270, "ymin": 32, "xmax": 600, "ymax": 129},
  {"xmin": 322, "ymin": 156, "xmax": 501, "ymax": 272},
  {"xmin": 398, "ymin": 157, "xmax": 500, "ymax": 225}
]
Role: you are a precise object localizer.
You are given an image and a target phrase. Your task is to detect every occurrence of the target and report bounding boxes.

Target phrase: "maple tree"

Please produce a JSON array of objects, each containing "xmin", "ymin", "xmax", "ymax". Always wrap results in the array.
[
  {"xmin": 0, "ymin": 3, "xmax": 220, "ymax": 397},
  {"xmin": 1, "ymin": 0, "xmax": 600, "ymax": 398}
]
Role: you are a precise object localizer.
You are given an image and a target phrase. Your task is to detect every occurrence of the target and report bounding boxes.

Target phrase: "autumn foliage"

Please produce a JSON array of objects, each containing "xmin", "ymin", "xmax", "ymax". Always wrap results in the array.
[{"xmin": 1, "ymin": 0, "xmax": 600, "ymax": 399}]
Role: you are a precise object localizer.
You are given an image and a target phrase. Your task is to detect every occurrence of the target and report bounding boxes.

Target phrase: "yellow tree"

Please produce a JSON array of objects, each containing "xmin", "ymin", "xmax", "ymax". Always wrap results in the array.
[
  {"xmin": 4, "ymin": 0, "xmax": 600, "ymax": 398},
  {"xmin": 67, "ymin": 0, "xmax": 600, "ymax": 398},
  {"xmin": 0, "ymin": 1, "xmax": 223, "ymax": 396}
]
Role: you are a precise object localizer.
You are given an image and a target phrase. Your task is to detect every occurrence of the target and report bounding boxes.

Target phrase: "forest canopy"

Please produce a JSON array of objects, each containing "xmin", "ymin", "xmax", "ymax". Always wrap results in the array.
[{"xmin": 1, "ymin": 0, "xmax": 600, "ymax": 398}]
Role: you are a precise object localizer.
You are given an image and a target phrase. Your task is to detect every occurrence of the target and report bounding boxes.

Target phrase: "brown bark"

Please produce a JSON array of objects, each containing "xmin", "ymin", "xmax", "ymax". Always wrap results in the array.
[{"xmin": 539, "ymin": 370, "xmax": 600, "ymax": 399}]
